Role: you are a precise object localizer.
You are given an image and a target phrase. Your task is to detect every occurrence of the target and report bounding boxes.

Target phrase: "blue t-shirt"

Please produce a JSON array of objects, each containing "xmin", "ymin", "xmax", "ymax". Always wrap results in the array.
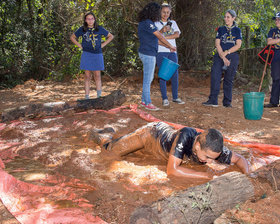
[
  {"xmin": 138, "ymin": 19, "xmax": 158, "ymax": 56},
  {"xmin": 216, "ymin": 23, "xmax": 242, "ymax": 51},
  {"xmin": 74, "ymin": 26, "xmax": 109, "ymax": 54}
]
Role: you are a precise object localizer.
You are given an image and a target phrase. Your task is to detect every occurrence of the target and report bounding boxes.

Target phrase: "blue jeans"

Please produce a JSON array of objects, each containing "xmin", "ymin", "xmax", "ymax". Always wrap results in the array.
[
  {"xmin": 156, "ymin": 52, "xmax": 179, "ymax": 100},
  {"xmin": 139, "ymin": 52, "xmax": 156, "ymax": 105},
  {"xmin": 208, "ymin": 53, "xmax": 239, "ymax": 105}
]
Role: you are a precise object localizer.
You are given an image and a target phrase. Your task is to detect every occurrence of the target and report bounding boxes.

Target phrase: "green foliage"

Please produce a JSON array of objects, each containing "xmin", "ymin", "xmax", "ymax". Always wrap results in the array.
[{"xmin": 1, "ymin": 0, "xmax": 280, "ymax": 88}]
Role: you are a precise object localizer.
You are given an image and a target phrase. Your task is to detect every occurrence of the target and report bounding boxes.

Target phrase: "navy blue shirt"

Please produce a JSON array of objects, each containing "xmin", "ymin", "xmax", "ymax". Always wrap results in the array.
[
  {"xmin": 173, "ymin": 128, "xmax": 232, "ymax": 165},
  {"xmin": 216, "ymin": 23, "xmax": 242, "ymax": 51},
  {"xmin": 268, "ymin": 28, "xmax": 280, "ymax": 61},
  {"xmin": 154, "ymin": 122, "xmax": 233, "ymax": 165},
  {"xmin": 74, "ymin": 26, "xmax": 109, "ymax": 54},
  {"xmin": 138, "ymin": 19, "xmax": 158, "ymax": 56}
]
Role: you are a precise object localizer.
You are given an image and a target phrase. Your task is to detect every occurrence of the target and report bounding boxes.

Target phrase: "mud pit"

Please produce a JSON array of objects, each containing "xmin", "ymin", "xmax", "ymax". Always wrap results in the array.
[{"xmin": 0, "ymin": 72, "xmax": 280, "ymax": 223}]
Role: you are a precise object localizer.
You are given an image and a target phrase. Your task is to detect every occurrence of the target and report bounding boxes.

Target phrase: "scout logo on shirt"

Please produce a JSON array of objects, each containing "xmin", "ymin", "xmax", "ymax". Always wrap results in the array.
[
  {"xmin": 83, "ymin": 29, "xmax": 98, "ymax": 49},
  {"xmin": 275, "ymin": 33, "xmax": 280, "ymax": 49},
  {"xmin": 221, "ymin": 33, "xmax": 236, "ymax": 45},
  {"xmin": 150, "ymin": 24, "xmax": 155, "ymax": 29},
  {"xmin": 175, "ymin": 142, "xmax": 184, "ymax": 152}
]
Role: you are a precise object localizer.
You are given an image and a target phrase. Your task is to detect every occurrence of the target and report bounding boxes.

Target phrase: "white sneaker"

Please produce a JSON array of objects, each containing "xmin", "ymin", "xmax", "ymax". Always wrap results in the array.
[
  {"xmin": 162, "ymin": 99, "xmax": 170, "ymax": 106},
  {"xmin": 173, "ymin": 98, "xmax": 185, "ymax": 104}
]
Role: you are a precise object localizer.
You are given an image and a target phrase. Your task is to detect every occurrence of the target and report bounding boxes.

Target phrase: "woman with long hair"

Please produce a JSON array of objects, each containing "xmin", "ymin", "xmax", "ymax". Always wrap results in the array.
[{"xmin": 138, "ymin": 2, "xmax": 176, "ymax": 110}]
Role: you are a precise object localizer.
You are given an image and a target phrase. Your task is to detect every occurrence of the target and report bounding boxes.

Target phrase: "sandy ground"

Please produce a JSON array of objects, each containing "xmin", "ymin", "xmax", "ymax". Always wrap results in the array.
[{"xmin": 0, "ymin": 72, "xmax": 280, "ymax": 223}]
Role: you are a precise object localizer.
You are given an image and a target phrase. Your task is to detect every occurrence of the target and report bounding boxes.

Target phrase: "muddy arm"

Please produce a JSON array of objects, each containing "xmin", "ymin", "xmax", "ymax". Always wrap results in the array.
[
  {"xmin": 167, "ymin": 155, "xmax": 212, "ymax": 180},
  {"xmin": 230, "ymin": 151, "xmax": 250, "ymax": 174}
]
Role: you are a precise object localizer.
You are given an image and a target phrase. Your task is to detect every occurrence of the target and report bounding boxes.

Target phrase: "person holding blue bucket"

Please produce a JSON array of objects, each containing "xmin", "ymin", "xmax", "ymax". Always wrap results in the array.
[
  {"xmin": 203, "ymin": 10, "xmax": 242, "ymax": 108},
  {"xmin": 138, "ymin": 2, "xmax": 177, "ymax": 111},
  {"xmin": 264, "ymin": 12, "xmax": 280, "ymax": 108},
  {"xmin": 155, "ymin": 2, "xmax": 185, "ymax": 107}
]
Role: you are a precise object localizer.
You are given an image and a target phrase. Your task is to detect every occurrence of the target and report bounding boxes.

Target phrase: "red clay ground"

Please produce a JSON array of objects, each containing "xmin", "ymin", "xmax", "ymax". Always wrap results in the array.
[{"xmin": 0, "ymin": 72, "xmax": 280, "ymax": 223}]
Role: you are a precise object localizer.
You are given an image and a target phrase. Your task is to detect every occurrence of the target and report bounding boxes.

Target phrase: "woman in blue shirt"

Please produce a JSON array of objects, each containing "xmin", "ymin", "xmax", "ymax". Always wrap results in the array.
[
  {"xmin": 71, "ymin": 12, "xmax": 114, "ymax": 99},
  {"xmin": 203, "ymin": 10, "xmax": 242, "ymax": 108},
  {"xmin": 138, "ymin": 2, "xmax": 176, "ymax": 111}
]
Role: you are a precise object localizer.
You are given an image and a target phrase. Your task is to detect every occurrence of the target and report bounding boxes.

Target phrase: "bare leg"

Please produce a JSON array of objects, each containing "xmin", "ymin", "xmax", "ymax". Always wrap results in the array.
[
  {"xmin": 93, "ymin": 70, "xmax": 102, "ymax": 92},
  {"xmin": 84, "ymin": 70, "xmax": 92, "ymax": 96}
]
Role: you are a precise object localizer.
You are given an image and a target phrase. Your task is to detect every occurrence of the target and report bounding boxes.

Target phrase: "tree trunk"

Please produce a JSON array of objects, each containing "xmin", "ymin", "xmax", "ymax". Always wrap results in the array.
[
  {"xmin": 1, "ymin": 90, "xmax": 126, "ymax": 122},
  {"xmin": 130, "ymin": 159, "xmax": 280, "ymax": 224},
  {"xmin": 130, "ymin": 172, "xmax": 254, "ymax": 224}
]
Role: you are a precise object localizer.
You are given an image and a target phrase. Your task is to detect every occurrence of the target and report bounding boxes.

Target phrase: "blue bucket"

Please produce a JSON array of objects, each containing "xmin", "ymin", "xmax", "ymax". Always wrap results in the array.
[
  {"xmin": 243, "ymin": 92, "xmax": 265, "ymax": 120},
  {"xmin": 158, "ymin": 57, "xmax": 180, "ymax": 81}
]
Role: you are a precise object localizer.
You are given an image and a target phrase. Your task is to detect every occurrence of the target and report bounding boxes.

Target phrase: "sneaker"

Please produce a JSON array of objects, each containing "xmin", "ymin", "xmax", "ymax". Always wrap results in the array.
[
  {"xmin": 86, "ymin": 130, "xmax": 102, "ymax": 145},
  {"xmin": 202, "ymin": 101, "xmax": 218, "ymax": 107},
  {"xmin": 172, "ymin": 98, "xmax": 185, "ymax": 104},
  {"xmin": 140, "ymin": 102, "xmax": 146, "ymax": 108},
  {"xmin": 223, "ymin": 104, "xmax": 232, "ymax": 108},
  {"xmin": 264, "ymin": 103, "xmax": 278, "ymax": 108},
  {"xmin": 142, "ymin": 103, "xmax": 159, "ymax": 111},
  {"xmin": 162, "ymin": 99, "xmax": 170, "ymax": 106}
]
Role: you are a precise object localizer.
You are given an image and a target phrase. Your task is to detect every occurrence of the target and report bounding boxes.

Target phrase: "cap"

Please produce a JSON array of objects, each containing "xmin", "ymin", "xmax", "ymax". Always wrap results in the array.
[{"xmin": 272, "ymin": 12, "xmax": 280, "ymax": 20}]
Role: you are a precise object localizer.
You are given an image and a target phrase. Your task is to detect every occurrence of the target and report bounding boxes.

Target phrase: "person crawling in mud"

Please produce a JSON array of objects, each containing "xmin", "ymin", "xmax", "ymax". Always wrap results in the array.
[{"xmin": 89, "ymin": 122, "xmax": 249, "ymax": 179}]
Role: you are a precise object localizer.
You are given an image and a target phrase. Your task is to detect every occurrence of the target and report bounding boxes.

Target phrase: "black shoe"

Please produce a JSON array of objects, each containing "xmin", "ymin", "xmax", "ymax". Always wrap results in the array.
[
  {"xmin": 223, "ymin": 104, "xmax": 232, "ymax": 108},
  {"xmin": 264, "ymin": 103, "xmax": 278, "ymax": 108},
  {"xmin": 202, "ymin": 101, "xmax": 218, "ymax": 107}
]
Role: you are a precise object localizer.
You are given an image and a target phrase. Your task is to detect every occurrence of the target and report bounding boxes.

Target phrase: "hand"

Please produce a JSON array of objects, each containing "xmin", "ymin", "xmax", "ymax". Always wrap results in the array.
[
  {"xmin": 170, "ymin": 46, "xmax": 176, "ymax": 52},
  {"xmin": 223, "ymin": 57, "xmax": 230, "ymax": 67},
  {"xmin": 101, "ymin": 43, "xmax": 105, "ymax": 48}
]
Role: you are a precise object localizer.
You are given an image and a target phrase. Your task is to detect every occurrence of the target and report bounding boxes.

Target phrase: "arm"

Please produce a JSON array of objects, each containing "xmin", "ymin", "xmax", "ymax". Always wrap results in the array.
[
  {"xmin": 70, "ymin": 33, "xmax": 82, "ymax": 49},
  {"xmin": 167, "ymin": 154, "xmax": 213, "ymax": 180},
  {"xmin": 267, "ymin": 37, "xmax": 280, "ymax": 45},
  {"xmin": 230, "ymin": 151, "xmax": 250, "ymax": 174},
  {"xmin": 101, "ymin": 32, "xmax": 114, "ymax": 48},
  {"xmin": 216, "ymin": 39, "xmax": 242, "ymax": 66},
  {"xmin": 158, "ymin": 32, "xmax": 180, "ymax": 46},
  {"xmin": 153, "ymin": 30, "xmax": 176, "ymax": 52},
  {"xmin": 165, "ymin": 31, "xmax": 180, "ymax": 40}
]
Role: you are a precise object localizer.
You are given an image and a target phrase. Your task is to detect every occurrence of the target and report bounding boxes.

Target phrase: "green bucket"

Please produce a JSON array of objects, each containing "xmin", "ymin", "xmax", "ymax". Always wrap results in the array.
[{"xmin": 243, "ymin": 92, "xmax": 265, "ymax": 120}]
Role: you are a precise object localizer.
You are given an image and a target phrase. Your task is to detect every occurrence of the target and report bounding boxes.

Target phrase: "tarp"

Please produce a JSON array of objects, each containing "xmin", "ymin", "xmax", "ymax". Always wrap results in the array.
[{"xmin": 0, "ymin": 104, "xmax": 280, "ymax": 223}]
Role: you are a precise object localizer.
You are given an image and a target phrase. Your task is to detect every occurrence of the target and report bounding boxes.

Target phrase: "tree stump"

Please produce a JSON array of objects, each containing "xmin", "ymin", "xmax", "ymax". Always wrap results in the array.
[
  {"xmin": 1, "ymin": 90, "xmax": 126, "ymax": 122},
  {"xmin": 130, "ymin": 172, "xmax": 254, "ymax": 224}
]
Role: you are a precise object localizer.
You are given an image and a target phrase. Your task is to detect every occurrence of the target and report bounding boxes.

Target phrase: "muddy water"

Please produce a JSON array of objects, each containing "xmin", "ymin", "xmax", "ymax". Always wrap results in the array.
[{"xmin": 0, "ymin": 109, "xmax": 279, "ymax": 224}]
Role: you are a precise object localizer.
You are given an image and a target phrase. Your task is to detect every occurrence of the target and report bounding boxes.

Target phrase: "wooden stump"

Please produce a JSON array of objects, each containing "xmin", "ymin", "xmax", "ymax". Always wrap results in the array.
[
  {"xmin": 130, "ymin": 172, "xmax": 254, "ymax": 224},
  {"xmin": 1, "ymin": 90, "xmax": 126, "ymax": 122}
]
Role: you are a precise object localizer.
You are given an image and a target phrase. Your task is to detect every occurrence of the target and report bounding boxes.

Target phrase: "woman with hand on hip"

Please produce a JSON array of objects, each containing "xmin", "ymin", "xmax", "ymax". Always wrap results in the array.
[
  {"xmin": 155, "ymin": 3, "xmax": 184, "ymax": 107},
  {"xmin": 71, "ymin": 12, "xmax": 114, "ymax": 99},
  {"xmin": 202, "ymin": 9, "xmax": 242, "ymax": 108},
  {"xmin": 138, "ymin": 2, "xmax": 176, "ymax": 111}
]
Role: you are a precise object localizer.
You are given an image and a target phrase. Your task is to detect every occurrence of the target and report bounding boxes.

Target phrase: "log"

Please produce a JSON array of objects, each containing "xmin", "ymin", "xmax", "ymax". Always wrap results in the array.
[
  {"xmin": 130, "ymin": 160, "xmax": 280, "ymax": 224},
  {"xmin": 1, "ymin": 90, "xmax": 126, "ymax": 122},
  {"xmin": 130, "ymin": 172, "xmax": 254, "ymax": 224}
]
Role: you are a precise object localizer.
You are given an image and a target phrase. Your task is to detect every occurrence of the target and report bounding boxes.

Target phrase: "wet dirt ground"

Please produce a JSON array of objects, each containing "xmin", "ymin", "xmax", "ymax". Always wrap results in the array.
[{"xmin": 0, "ymin": 71, "xmax": 280, "ymax": 223}]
